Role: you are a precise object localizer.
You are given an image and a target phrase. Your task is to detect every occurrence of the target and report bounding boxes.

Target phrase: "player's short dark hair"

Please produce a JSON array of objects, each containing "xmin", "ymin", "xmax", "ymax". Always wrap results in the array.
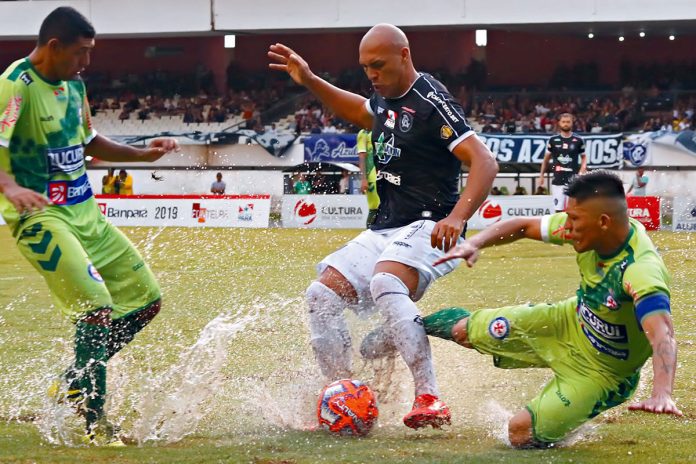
[
  {"xmin": 558, "ymin": 112, "xmax": 575, "ymax": 121},
  {"xmin": 38, "ymin": 7, "xmax": 95, "ymax": 46},
  {"xmin": 565, "ymin": 171, "xmax": 625, "ymax": 202}
]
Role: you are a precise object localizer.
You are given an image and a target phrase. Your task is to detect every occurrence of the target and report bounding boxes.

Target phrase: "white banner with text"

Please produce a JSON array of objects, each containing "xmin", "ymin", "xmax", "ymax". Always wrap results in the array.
[
  {"xmin": 282, "ymin": 195, "xmax": 368, "ymax": 228},
  {"xmin": 94, "ymin": 194, "xmax": 271, "ymax": 228}
]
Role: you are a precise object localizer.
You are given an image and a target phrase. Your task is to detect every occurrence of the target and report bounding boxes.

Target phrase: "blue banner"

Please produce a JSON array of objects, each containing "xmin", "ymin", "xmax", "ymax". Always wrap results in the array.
[
  {"xmin": 304, "ymin": 134, "xmax": 359, "ymax": 163},
  {"xmin": 478, "ymin": 133, "xmax": 623, "ymax": 168},
  {"xmin": 303, "ymin": 132, "xmax": 624, "ymax": 167}
]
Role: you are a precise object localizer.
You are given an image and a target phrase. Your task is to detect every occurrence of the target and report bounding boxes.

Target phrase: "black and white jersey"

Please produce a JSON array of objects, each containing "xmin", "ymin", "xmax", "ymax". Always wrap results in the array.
[
  {"xmin": 365, "ymin": 73, "xmax": 474, "ymax": 230},
  {"xmin": 547, "ymin": 133, "xmax": 585, "ymax": 186}
]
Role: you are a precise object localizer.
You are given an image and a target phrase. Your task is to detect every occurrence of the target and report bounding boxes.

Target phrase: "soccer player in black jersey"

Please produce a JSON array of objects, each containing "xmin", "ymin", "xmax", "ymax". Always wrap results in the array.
[
  {"xmin": 269, "ymin": 24, "xmax": 498, "ymax": 429},
  {"xmin": 538, "ymin": 113, "xmax": 587, "ymax": 212}
]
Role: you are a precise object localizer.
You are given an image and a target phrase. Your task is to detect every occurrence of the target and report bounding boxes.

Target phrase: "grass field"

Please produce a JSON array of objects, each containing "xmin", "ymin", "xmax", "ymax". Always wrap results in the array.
[{"xmin": 0, "ymin": 225, "xmax": 695, "ymax": 463}]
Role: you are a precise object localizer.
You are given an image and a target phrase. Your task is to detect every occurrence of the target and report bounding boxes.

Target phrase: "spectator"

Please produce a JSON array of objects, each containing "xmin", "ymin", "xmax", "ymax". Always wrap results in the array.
[
  {"xmin": 626, "ymin": 168, "xmax": 649, "ymax": 196},
  {"xmin": 293, "ymin": 174, "xmax": 312, "ymax": 194},
  {"xmin": 210, "ymin": 172, "xmax": 226, "ymax": 195},
  {"xmin": 490, "ymin": 186, "xmax": 501, "ymax": 195},
  {"xmin": 513, "ymin": 186, "xmax": 527, "ymax": 195},
  {"xmin": 311, "ymin": 172, "xmax": 330, "ymax": 194},
  {"xmin": 338, "ymin": 170, "xmax": 351, "ymax": 194},
  {"xmin": 534, "ymin": 185, "xmax": 548, "ymax": 195},
  {"xmin": 102, "ymin": 168, "xmax": 116, "ymax": 194},
  {"xmin": 116, "ymin": 169, "xmax": 133, "ymax": 195}
]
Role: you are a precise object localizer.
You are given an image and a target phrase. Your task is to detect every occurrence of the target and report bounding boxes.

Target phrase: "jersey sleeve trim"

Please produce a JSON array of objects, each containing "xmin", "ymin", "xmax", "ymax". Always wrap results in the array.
[
  {"xmin": 84, "ymin": 128, "xmax": 98, "ymax": 145},
  {"xmin": 364, "ymin": 98, "xmax": 374, "ymax": 116},
  {"xmin": 447, "ymin": 130, "xmax": 475, "ymax": 152},
  {"xmin": 635, "ymin": 292, "xmax": 671, "ymax": 324},
  {"xmin": 540, "ymin": 215, "xmax": 552, "ymax": 242}
]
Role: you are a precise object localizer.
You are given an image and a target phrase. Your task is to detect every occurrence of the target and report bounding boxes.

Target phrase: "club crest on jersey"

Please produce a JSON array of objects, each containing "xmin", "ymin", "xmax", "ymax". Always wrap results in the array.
[
  {"xmin": 488, "ymin": 317, "xmax": 510, "ymax": 339},
  {"xmin": 87, "ymin": 264, "xmax": 104, "ymax": 283},
  {"xmin": 385, "ymin": 110, "xmax": 397, "ymax": 129},
  {"xmin": 605, "ymin": 294, "xmax": 619, "ymax": 310},
  {"xmin": 440, "ymin": 125, "xmax": 453, "ymax": 139},
  {"xmin": 399, "ymin": 112, "xmax": 413, "ymax": 132}
]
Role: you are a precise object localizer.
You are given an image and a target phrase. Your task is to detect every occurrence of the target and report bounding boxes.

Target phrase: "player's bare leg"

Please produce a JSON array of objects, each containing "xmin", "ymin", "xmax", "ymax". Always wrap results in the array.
[
  {"xmin": 306, "ymin": 266, "xmax": 357, "ymax": 380},
  {"xmin": 370, "ymin": 261, "xmax": 450, "ymax": 429}
]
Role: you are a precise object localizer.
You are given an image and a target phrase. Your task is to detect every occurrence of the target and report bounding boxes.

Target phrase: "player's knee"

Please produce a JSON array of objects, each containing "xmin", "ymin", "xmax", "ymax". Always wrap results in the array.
[
  {"xmin": 306, "ymin": 281, "xmax": 341, "ymax": 316},
  {"xmin": 318, "ymin": 267, "xmax": 358, "ymax": 303},
  {"xmin": 369, "ymin": 272, "xmax": 408, "ymax": 303},
  {"xmin": 508, "ymin": 410, "xmax": 534, "ymax": 449}
]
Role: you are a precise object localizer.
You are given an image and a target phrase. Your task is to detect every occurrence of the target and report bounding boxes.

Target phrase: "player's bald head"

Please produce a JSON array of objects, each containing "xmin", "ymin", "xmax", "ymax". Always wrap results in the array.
[{"xmin": 360, "ymin": 23, "xmax": 409, "ymax": 54}]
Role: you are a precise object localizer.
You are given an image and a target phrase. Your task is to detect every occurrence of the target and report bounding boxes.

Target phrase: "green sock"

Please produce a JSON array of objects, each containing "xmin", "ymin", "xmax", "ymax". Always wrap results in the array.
[
  {"xmin": 105, "ymin": 300, "xmax": 160, "ymax": 360},
  {"xmin": 74, "ymin": 319, "xmax": 109, "ymax": 428},
  {"xmin": 422, "ymin": 307, "xmax": 471, "ymax": 340}
]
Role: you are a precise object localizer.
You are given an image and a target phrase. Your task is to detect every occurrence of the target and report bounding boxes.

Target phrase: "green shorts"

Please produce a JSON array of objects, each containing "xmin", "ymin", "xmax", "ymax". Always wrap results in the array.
[
  {"xmin": 467, "ymin": 298, "xmax": 639, "ymax": 443},
  {"xmin": 15, "ymin": 202, "xmax": 160, "ymax": 322}
]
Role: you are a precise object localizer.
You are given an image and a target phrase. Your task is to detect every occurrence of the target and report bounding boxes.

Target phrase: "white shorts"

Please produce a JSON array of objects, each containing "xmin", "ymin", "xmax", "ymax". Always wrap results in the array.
[
  {"xmin": 551, "ymin": 184, "xmax": 568, "ymax": 212},
  {"xmin": 318, "ymin": 220, "xmax": 463, "ymax": 308}
]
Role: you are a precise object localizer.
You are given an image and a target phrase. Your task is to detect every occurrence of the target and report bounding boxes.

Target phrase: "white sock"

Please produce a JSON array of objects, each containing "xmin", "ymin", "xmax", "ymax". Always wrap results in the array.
[
  {"xmin": 306, "ymin": 281, "xmax": 351, "ymax": 379},
  {"xmin": 370, "ymin": 272, "xmax": 439, "ymax": 397}
]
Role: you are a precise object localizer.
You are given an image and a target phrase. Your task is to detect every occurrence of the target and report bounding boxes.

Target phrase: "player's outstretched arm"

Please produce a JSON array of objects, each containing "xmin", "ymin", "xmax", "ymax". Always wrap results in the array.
[
  {"xmin": 268, "ymin": 43, "xmax": 373, "ymax": 129},
  {"xmin": 433, "ymin": 216, "xmax": 543, "ymax": 267},
  {"xmin": 85, "ymin": 134, "xmax": 179, "ymax": 162},
  {"xmin": 628, "ymin": 312, "xmax": 683, "ymax": 416}
]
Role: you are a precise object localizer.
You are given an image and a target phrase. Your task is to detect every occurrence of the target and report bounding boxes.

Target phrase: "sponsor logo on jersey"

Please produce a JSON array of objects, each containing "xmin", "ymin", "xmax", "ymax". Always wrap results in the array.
[
  {"xmin": 399, "ymin": 111, "xmax": 413, "ymax": 132},
  {"xmin": 426, "ymin": 91, "xmax": 460, "ymax": 123},
  {"xmin": 40, "ymin": 115, "xmax": 54, "ymax": 122},
  {"xmin": 557, "ymin": 154, "xmax": 572, "ymax": 164},
  {"xmin": 47, "ymin": 144, "xmax": 85, "ymax": 174},
  {"xmin": 0, "ymin": 95, "xmax": 22, "ymax": 135},
  {"xmin": 19, "ymin": 72, "xmax": 33, "ymax": 86},
  {"xmin": 562, "ymin": 143, "xmax": 568, "ymax": 149},
  {"xmin": 578, "ymin": 303, "xmax": 627, "ymax": 342},
  {"xmin": 393, "ymin": 241, "xmax": 412, "ymax": 248},
  {"xmin": 488, "ymin": 317, "xmax": 510, "ymax": 339},
  {"xmin": 385, "ymin": 110, "xmax": 397, "ymax": 129},
  {"xmin": 377, "ymin": 106, "xmax": 385, "ymax": 114},
  {"xmin": 376, "ymin": 171, "xmax": 401, "ymax": 185},
  {"xmin": 294, "ymin": 198, "xmax": 317, "ymax": 225},
  {"xmin": 374, "ymin": 132, "xmax": 402, "ymax": 164},
  {"xmin": 87, "ymin": 263, "xmax": 104, "ymax": 283},
  {"xmin": 238, "ymin": 203, "xmax": 254, "ymax": 221},
  {"xmin": 440, "ymin": 125, "xmax": 453, "ymax": 139},
  {"xmin": 47, "ymin": 173, "xmax": 93, "ymax": 206},
  {"xmin": 581, "ymin": 325, "xmax": 629, "ymax": 360}
]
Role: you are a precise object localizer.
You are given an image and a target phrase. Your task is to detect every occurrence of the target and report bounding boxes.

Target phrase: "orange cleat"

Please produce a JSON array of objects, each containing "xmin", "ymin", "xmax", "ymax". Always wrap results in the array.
[{"xmin": 403, "ymin": 393, "xmax": 451, "ymax": 429}]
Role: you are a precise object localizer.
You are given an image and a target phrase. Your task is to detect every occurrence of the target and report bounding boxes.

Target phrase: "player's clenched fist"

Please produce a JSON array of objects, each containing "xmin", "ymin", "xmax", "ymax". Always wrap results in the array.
[{"xmin": 268, "ymin": 43, "xmax": 314, "ymax": 86}]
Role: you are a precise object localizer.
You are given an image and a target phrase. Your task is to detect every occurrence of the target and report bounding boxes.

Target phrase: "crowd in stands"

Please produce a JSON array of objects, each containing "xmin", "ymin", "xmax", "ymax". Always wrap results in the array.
[{"xmin": 82, "ymin": 58, "xmax": 696, "ymax": 136}]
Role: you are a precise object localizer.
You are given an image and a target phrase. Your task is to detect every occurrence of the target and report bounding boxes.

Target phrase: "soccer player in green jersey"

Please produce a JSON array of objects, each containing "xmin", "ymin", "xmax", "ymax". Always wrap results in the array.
[
  {"xmin": 356, "ymin": 129, "xmax": 379, "ymax": 225},
  {"xmin": 423, "ymin": 171, "xmax": 681, "ymax": 447},
  {"xmin": 0, "ymin": 7, "xmax": 178, "ymax": 445}
]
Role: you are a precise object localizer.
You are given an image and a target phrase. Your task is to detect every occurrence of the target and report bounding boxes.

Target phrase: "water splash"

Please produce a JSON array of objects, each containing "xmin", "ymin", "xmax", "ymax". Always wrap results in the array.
[{"xmin": 129, "ymin": 310, "xmax": 258, "ymax": 444}]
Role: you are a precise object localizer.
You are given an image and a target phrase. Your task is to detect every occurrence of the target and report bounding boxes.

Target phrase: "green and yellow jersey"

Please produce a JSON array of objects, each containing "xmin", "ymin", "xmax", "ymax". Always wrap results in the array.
[
  {"xmin": 541, "ymin": 213, "xmax": 671, "ymax": 377},
  {"xmin": 0, "ymin": 57, "xmax": 97, "ymax": 232},
  {"xmin": 356, "ymin": 129, "xmax": 379, "ymax": 211}
]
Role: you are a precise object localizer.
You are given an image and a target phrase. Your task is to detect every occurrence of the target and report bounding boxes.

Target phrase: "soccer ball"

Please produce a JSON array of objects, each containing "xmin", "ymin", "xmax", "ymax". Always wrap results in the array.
[{"xmin": 317, "ymin": 379, "xmax": 379, "ymax": 436}]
